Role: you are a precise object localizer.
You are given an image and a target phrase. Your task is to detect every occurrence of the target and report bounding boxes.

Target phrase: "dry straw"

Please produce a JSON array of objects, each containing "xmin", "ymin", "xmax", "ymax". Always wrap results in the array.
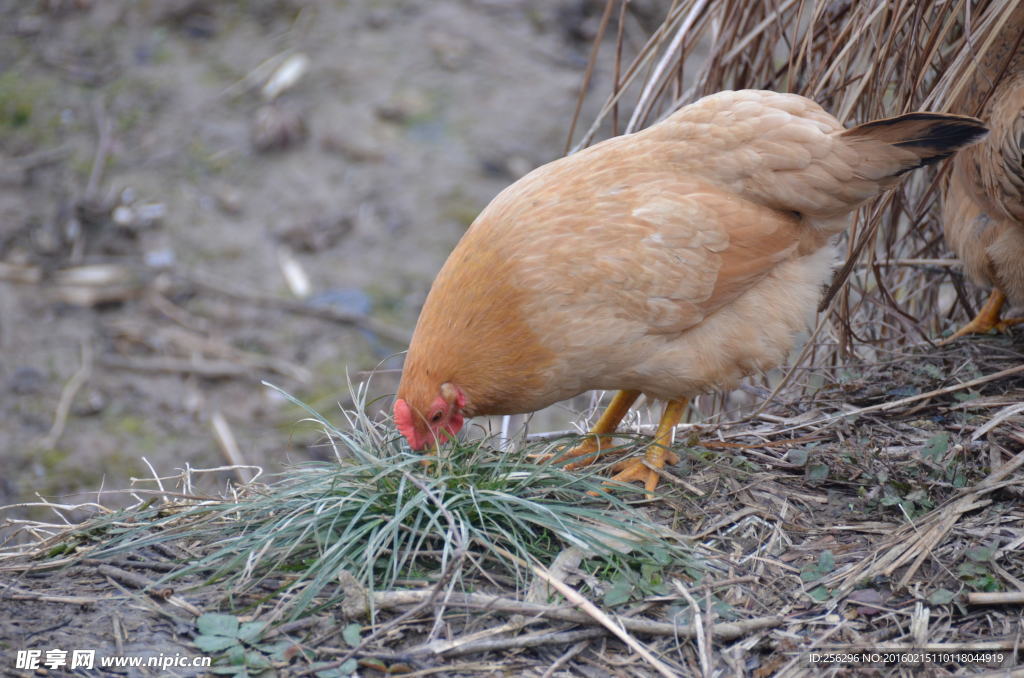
[{"xmin": 569, "ymin": 0, "xmax": 1018, "ymax": 419}]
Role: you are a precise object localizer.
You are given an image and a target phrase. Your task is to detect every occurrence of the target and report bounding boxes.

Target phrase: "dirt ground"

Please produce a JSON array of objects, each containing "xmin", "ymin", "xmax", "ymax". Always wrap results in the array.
[{"xmin": 0, "ymin": 0, "xmax": 625, "ymax": 518}]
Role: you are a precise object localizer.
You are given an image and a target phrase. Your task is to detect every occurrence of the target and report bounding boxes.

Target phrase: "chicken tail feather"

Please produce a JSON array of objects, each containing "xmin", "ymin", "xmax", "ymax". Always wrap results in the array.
[{"xmin": 841, "ymin": 113, "xmax": 988, "ymax": 177}]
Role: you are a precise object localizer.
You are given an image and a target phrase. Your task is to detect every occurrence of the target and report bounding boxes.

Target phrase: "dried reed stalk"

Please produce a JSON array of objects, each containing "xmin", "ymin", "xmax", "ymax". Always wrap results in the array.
[{"xmin": 570, "ymin": 0, "xmax": 1017, "ymax": 415}]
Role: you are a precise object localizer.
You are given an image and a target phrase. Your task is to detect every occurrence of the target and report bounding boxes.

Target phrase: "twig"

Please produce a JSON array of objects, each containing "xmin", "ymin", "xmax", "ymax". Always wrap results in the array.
[
  {"xmin": 0, "ymin": 583, "xmax": 103, "ymax": 606},
  {"xmin": 39, "ymin": 341, "xmax": 93, "ymax": 450},
  {"xmin": 95, "ymin": 564, "xmax": 202, "ymax": 616},
  {"xmin": 340, "ymin": 588, "xmax": 781, "ymax": 639},
  {"xmin": 971, "ymin": 402, "xmax": 1024, "ymax": 441},
  {"xmin": 81, "ymin": 557, "xmax": 178, "ymax": 573},
  {"xmin": 261, "ymin": 617, "xmax": 322, "ymax": 640},
  {"xmin": 95, "ymin": 564, "xmax": 162, "ymax": 593},
  {"xmin": 99, "ymin": 355, "xmax": 253, "ymax": 379},
  {"xmin": 564, "ymin": 0, "xmax": 616, "ymax": 154},
  {"xmin": 542, "ymin": 640, "xmax": 590, "ymax": 678},
  {"xmin": 626, "ymin": 0, "xmax": 711, "ymax": 133},
  {"xmin": 528, "ymin": 573, "xmax": 674, "ymax": 672},
  {"xmin": 426, "ymin": 627, "xmax": 606, "ymax": 658},
  {"xmin": 675, "ymin": 581, "xmax": 710, "ymax": 678},
  {"xmin": 1, "ymin": 146, "xmax": 71, "ymax": 183},
  {"xmin": 824, "ymin": 448, "xmax": 1024, "ymax": 592},
  {"xmin": 210, "ymin": 411, "xmax": 250, "ymax": 484},
  {"xmin": 184, "ymin": 270, "xmax": 411, "ymax": 345},
  {"xmin": 491, "ymin": 545, "xmax": 681, "ymax": 678},
  {"xmin": 84, "ymin": 97, "xmax": 113, "ymax": 202},
  {"xmin": 112, "ymin": 615, "xmax": 125, "ymax": 656},
  {"xmin": 966, "ymin": 591, "xmax": 1024, "ymax": 605},
  {"xmin": 778, "ymin": 363, "xmax": 1024, "ymax": 435},
  {"xmin": 419, "ymin": 620, "xmax": 526, "ymax": 656},
  {"xmin": 111, "ymin": 320, "xmax": 310, "ymax": 382},
  {"xmin": 12, "ymin": 145, "xmax": 72, "ymax": 170}
]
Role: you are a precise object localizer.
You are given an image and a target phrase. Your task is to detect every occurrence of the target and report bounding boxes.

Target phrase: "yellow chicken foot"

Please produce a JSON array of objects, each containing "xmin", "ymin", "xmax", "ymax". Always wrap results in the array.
[
  {"xmin": 606, "ymin": 398, "xmax": 687, "ymax": 497},
  {"xmin": 549, "ymin": 390, "xmax": 640, "ymax": 469},
  {"xmin": 941, "ymin": 289, "xmax": 1024, "ymax": 344}
]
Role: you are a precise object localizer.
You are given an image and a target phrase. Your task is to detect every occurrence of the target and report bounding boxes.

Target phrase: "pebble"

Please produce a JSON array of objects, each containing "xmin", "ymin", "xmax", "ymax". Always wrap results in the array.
[{"xmin": 251, "ymin": 104, "xmax": 308, "ymax": 152}]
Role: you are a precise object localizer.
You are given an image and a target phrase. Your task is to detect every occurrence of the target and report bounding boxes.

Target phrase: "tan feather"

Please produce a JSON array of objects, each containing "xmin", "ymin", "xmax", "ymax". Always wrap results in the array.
[{"xmin": 397, "ymin": 90, "xmax": 985, "ymax": 435}]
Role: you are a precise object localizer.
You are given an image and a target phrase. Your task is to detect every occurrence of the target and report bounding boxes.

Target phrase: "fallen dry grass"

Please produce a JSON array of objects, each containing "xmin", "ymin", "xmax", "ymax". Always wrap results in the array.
[{"xmin": 1, "ymin": 339, "xmax": 1022, "ymax": 676}]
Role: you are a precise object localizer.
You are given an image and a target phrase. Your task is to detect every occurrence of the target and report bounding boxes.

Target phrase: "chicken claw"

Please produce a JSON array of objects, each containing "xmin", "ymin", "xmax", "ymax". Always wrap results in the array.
[
  {"xmin": 549, "ymin": 389, "xmax": 640, "ymax": 468},
  {"xmin": 941, "ymin": 289, "xmax": 1024, "ymax": 344},
  {"xmin": 599, "ymin": 398, "xmax": 688, "ymax": 498},
  {"xmin": 554, "ymin": 436, "xmax": 602, "ymax": 470},
  {"xmin": 607, "ymin": 447, "xmax": 681, "ymax": 495}
]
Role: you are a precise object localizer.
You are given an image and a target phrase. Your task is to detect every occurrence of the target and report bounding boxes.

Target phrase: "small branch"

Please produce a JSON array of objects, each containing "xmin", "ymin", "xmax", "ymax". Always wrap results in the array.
[
  {"xmin": 675, "ymin": 581, "xmax": 710, "ymax": 678},
  {"xmin": 779, "ymin": 363, "xmax": 1024, "ymax": 434},
  {"xmin": 966, "ymin": 591, "xmax": 1024, "ymax": 606},
  {"xmin": 542, "ymin": 640, "xmax": 590, "ymax": 678},
  {"xmin": 95, "ymin": 563, "xmax": 202, "ymax": 617},
  {"xmin": 497, "ymin": 547, "xmax": 679, "ymax": 678},
  {"xmin": 564, "ymin": 0, "xmax": 616, "ymax": 154},
  {"xmin": 971, "ymin": 402, "xmax": 1024, "ymax": 441},
  {"xmin": 99, "ymin": 355, "xmax": 252, "ymax": 379},
  {"xmin": 85, "ymin": 97, "xmax": 114, "ymax": 202},
  {"xmin": 262, "ymin": 617, "xmax": 322, "ymax": 640},
  {"xmin": 39, "ymin": 341, "xmax": 93, "ymax": 450},
  {"xmin": 824, "ymin": 448, "xmax": 1024, "ymax": 593},
  {"xmin": 210, "ymin": 411, "xmax": 250, "ymax": 484},
  {"xmin": 343, "ymin": 597, "xmax": 779, "ymax": 664},
  {"xmin": 427, "ymin": 627, "xmax": 605, "ymax": 658},
  {"xmin": 853, "ymin": 258, "xmax": 960, "ymax": 268},
  {"xmin": 13, "ymin": 145, "xmax": 72, "ymax": 170},
  {"xmin": 341, "ymin": 589, "xmax": 780, "ymax": 640},
  {"xmin": 81, "ymin": 557, "xmax": 178, "ymax": 573},
  {"xmin": 0, "ymin": 583, "xmax": 102, "ymax": 606},
  {"xmin": 1, "ymin": 146, "xmax": 71, "ymax": 184},
  {"xmin": 185, "ymin": 270, "xmax": 411, "ymax": 346}
]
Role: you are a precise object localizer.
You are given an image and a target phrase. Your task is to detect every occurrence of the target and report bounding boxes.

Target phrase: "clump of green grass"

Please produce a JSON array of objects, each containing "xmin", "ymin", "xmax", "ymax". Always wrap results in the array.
[
  {"xmin": 0, "ymin": 70, "xmax": 59, "ymax": 151},
  {"xmin": 72, "ymin": 382, "xmax": 697, "ymax": 621}
]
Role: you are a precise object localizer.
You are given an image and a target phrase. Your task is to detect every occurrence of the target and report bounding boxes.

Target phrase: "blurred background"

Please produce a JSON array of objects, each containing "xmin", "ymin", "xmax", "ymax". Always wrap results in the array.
[{"xmin": 1, "ymin": 0, "xmax": 670, "ymax": 515}]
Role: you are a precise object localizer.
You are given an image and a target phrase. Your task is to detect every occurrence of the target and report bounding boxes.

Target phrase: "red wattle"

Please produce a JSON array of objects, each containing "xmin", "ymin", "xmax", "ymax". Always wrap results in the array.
[{"xmin": 394, "ymin": 398, "xmax": 424, "ymax": 449}]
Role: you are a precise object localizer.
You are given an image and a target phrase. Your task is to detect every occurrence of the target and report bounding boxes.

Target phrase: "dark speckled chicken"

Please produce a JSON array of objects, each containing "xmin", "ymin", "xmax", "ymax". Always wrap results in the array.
[{"xmin": 941, "ymin": 2, "xmax": 1024, "ymax": 342}]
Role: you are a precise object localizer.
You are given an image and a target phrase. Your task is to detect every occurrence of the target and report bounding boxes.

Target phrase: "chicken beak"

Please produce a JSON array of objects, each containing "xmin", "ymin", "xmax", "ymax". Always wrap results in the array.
[{"xmin": 419, "ymin": 442, "xmax": 437, "ymax": 468}]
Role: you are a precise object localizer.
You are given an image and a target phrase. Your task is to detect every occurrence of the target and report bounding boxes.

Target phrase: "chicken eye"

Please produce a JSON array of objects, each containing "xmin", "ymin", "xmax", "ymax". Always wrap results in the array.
[{"xmin": 430, "ymin": 411, "xmax": 443, "ymax": 423}]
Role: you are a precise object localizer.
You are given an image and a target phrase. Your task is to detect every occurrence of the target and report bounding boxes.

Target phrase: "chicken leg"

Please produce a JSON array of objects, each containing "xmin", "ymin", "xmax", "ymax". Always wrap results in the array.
[
  {"xmin": 941, "ymin": 289, "xmax": 1024, "ymax": 344},
  {"xmin": 607, "ymin": 398, "xmax": 686, "ymax": 496},
  {"xmin": 554, "ymin": 389, "xmax": 641, "ymax": 469}
]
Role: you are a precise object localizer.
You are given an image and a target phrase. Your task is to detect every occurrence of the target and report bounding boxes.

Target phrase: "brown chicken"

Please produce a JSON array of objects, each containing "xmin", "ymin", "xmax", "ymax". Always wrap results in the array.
[
  {"xmin": 395, "ymin": 89, "xmax": 985, "ymax": 493},
  {"xmin": 941, "ymin": 3, "xmax": 1024, "ymax": 342}
]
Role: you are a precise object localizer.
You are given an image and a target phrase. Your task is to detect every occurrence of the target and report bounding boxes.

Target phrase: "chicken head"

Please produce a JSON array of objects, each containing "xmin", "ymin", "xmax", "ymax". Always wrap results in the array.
[{"xmin": 394, "ymin": 382, "xmax": 466, "ymax": 451}]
